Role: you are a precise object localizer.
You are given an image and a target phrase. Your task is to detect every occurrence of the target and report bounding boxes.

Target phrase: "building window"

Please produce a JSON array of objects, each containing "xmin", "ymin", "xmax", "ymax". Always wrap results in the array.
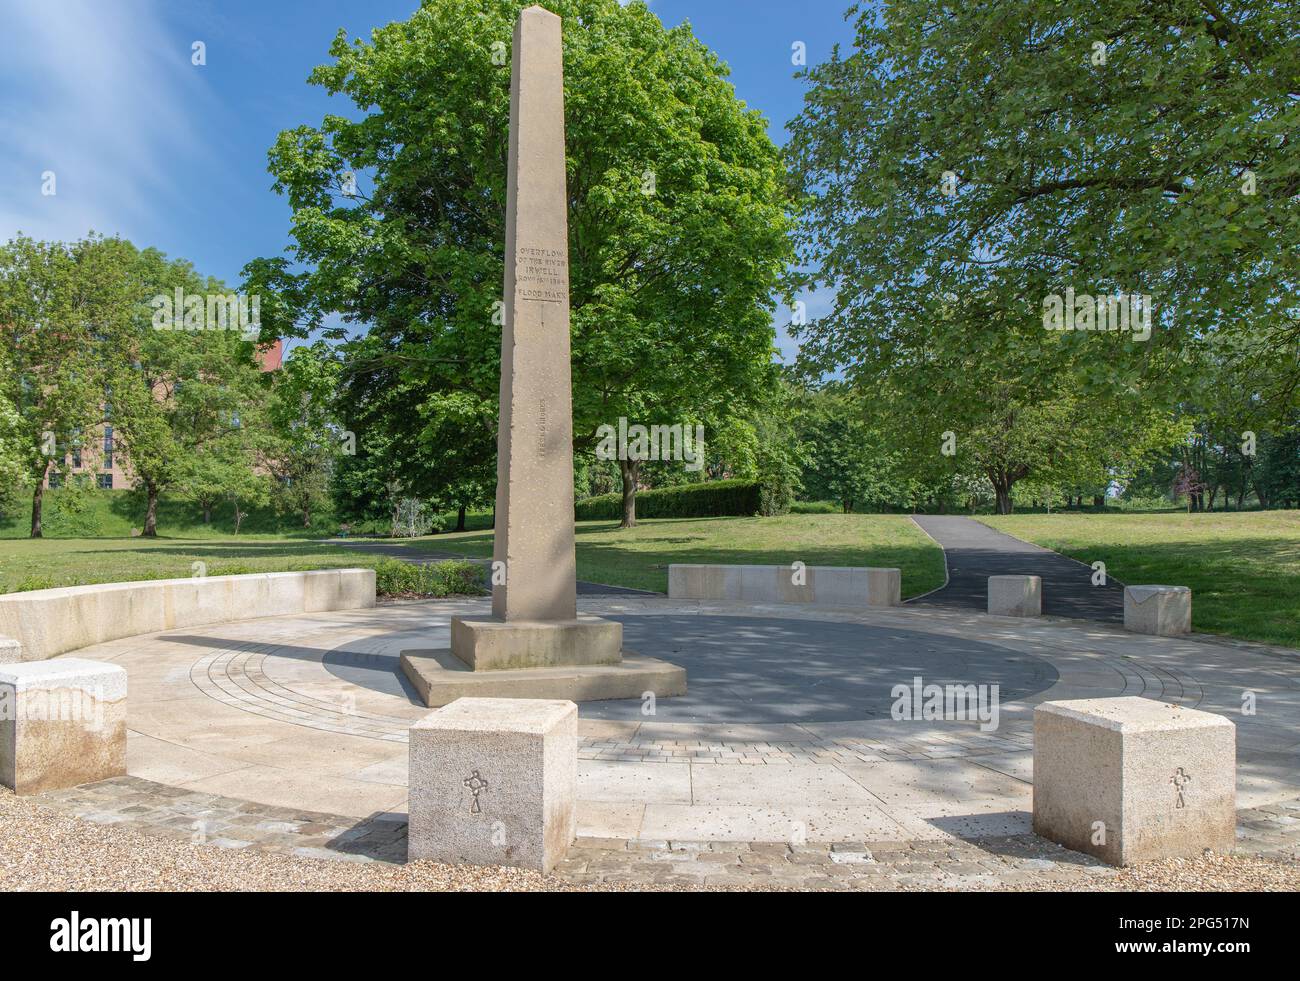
[
  {"xmin": 103, "ymin": 426, "xmax": 114, "ymax": 469},
  {"xmin": 97, "ymin": 473, "xmax": 113, "ymax": 490},
  {"xmin": 48, "ymin": 471, "xmax": 63, "ymax": 489}
]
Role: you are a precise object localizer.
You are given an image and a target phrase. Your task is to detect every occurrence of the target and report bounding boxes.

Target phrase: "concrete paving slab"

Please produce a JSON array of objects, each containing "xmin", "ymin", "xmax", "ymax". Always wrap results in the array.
[
  {"xmin": 690, "ymin": 763, "xmax": 882, "ymax": 806},
  {"xmin": 837, "ymin": 758, "xmax": 1031, "ymax": 805},
  {"xmin": 639, "ymin": 803, "xmax": 909, "ymax": 843},
  {"xmin": 579, "ymin": 760, "xmax": 693, "ymax": 804}
]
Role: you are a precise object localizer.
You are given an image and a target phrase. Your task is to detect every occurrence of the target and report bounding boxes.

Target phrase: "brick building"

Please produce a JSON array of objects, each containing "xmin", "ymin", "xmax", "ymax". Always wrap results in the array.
[{"xmin": 45, "ymin": 340, "xmax": 284, "ymax": 491}]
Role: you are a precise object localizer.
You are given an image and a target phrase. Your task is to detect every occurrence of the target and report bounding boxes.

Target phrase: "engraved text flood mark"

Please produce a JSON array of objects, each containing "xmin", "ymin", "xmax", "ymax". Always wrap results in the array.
[
  {"xmin": 515, "ymin": 246, "xmax": 567, "ymax": 303},
  {"xmin": 464, "ymin": 770, "xmax": 489, "ymax": 814},
  {"xmin": 1171, "ymin": 767, "xmax": 1192, "ymax": 808}
]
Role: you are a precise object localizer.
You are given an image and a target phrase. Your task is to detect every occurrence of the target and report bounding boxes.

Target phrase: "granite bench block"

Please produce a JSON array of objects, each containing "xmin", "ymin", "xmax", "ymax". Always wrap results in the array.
[
  {"xmin": 988, "ymin": 575, "xmax": 1042, "ymax": 617},
  {"xmin": 0, "ymin": 658, "xmax": 128, "ymax": 795},
  {"xmin": 408, "ymin": 697, "xmax": 577, "ymax": 873},
  {"xmin": 1033, "ymin": 696, "xmax": 1235, "ymax": 865},
  {"xmin": 1124, "ymin": 585, "xmax": 1191, "ymax": 636}
]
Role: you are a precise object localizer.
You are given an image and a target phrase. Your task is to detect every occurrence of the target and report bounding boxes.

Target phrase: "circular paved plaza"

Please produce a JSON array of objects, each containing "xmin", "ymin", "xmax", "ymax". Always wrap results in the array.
[{"xmin": 68, "ymin": 595, "xmax": 1300, "ymax": 848}]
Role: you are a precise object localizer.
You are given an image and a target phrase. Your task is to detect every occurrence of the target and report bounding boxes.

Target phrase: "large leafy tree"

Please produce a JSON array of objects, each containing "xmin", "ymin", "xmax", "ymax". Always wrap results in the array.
[
  {"xmin": 794, "ymin": 382, "xmax": 910, "ymax": 513},
  {"xmin": 0, "ymin": 345, "xmax": 25, "ymax": 490},
  {"xmin": 0, "ymin": 235, "xmax": 134, "ymax": 537},
  {"xmin": 247, "ymin": 0, "xmax": 793, "ymax": 528},
  {"xmin": 110, "ymin": 248, "xmax": 270, "ymax": 537},
  {"xmin": 265, "ymin": 342, "xmax": 348, "ymax": 529},
  {"xmin": 786, "ymin": 0, "xmax": 1298, "ymax": 510}
]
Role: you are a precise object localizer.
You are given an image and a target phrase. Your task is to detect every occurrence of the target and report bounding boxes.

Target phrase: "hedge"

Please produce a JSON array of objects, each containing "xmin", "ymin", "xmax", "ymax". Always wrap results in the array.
[
  {"xmin": 371, "ymin": 558, "xmax": 486, "ymax": 597},
  {"xmin": 575, "ymin": 479, "xmax": 761, "ymax": 520}
]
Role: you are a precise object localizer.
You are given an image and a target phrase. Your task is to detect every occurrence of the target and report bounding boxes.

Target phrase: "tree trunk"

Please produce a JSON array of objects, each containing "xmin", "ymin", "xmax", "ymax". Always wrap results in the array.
[
  {"xmin": 618, "ymin": 457, "xmax": 639, "ymax": 529},
  {"xmin": 143, "ymin": 483, "xmax": 159, "ymax": 537},
  {"xmin": 30, "ymin": 466, "xmax": 47, "ymax": 538},
  {"xmin": 233, "ymin": 502, "xmax": 244, "ymax": 535},
  {"xmin": 302, "ymin": 508, "xmax": 311, "ymax": 527},
  {"xmin": 456, "ymin": 504, "xmax": 467, "ymax": 532},
  {"xmin": 203, "ymin": 504, "xmax": 212, "ymax": 524},
  {"xmin": 992, "ymin": 476, "xmax": 1013, "ymax": 515},
  {"xmin": 1093, "ymin": 495, "xmax": 1104, "ymax": 508}
]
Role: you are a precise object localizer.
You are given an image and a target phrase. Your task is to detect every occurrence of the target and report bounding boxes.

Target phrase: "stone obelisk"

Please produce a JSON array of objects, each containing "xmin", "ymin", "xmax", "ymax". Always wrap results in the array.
[
  {"xmin": 494, "ymin": 3, "xmax": 576, "ymax": 623},
  {"xmin": 449, "ymin": 5, "xmax": 622, "ymax": 670}
]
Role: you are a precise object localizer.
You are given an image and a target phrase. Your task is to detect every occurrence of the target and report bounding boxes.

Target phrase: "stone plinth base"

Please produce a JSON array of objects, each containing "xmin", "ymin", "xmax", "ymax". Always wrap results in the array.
[
  {"xmin": 1033, "ymin": 696, "xmax": 1235, "ymax": 866},
  {"xmin": 408, "ymin": 697, "xmax": 576, "ymax": 872},
  {"xmin": 988, "ymin": 575, "xmax": 1042, "ymax": 617},
  {"xmin": 450, "ymin": 615, "xmax": 622, "ymax": 671},
  {"xmin": 668, "ymin": 564, "xmax": 901, "ymax": 608},
  {"xmin": 0, "ymin": 637, "xmax": 20, "ymax": 665},
  {"xmin": 400, "ymin": 648, "xmax": 686, "ymax": 708},
  {"xmin": 1124, "ymin": 585, "xmax": 1192, "ymax": 636},
  {"xmin": 1, "ymin": 657, "xmax": 127, "ymax": 795}
]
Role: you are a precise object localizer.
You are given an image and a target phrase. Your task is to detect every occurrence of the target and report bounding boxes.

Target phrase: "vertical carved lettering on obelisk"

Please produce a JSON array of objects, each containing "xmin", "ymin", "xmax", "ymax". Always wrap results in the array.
[
  {"xmin": 491, "ymin": 5, "xmax": 578, "ymax": 622},
  {"xmin": 537, "ymin": 400, "xmax": 549, "ymax": 460}
]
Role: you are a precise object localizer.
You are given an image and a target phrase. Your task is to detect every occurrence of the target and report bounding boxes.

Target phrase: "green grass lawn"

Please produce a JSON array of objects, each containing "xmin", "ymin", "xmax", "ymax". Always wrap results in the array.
[
  {"xmin": 980, "ymin": 511, "xmax": 1300, "ymax": 647},
  {"xmin": 0, "ymin": 514, "xmax": 946, "ymax": 600},
  {"xmin": 388, "ymin": 514, "xmax": 948, "ymax": 597},
  {"xmin": 0, "ymin": 536, "xmax": 388, "ymax": 593}
]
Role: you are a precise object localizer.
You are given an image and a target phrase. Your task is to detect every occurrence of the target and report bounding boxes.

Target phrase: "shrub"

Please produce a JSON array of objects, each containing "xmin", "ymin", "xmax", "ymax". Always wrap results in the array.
[
  {"xmin": 791, "ymin": 499, "xmax": 839, "ymax": 514},
  {"xmin": 758, "ymin": 470, "xmax": 795, "ymax": 517},
  {"xmin": 372, "ymin": 558, "xmax": 485, "ymax": 597},
  {"xmin": 574, "ymin": 479, "xmax": 762, "ymax": 520}
]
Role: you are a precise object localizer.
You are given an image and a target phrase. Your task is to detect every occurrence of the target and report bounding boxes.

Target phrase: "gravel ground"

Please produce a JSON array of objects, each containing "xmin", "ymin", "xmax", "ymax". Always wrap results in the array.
[
  {"xmin": 0, "ymin": 788, "xmax": 608, "ymax": 893},
  {"xmin": 2, "ymin": 787, "xmax": 1296, "ymax": 892}
]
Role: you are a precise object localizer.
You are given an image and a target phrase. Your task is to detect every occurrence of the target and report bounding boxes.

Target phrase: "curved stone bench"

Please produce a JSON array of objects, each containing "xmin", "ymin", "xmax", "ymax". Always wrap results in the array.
[
  {"xmin": 668, "ymin": 564, "xmax": 901, "ymax": 608},
  {"xmin": 0, "ymin": 569, "xmax": 376, "ymax": 664}
]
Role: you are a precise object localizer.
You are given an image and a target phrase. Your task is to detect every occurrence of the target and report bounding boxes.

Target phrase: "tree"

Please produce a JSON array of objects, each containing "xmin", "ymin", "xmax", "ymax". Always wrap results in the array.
[
  {"xmin": 247, "ymin": 0, "xmax": 793, "ymax": 531},
  {"xmin": 176, "ymin": 425, "xmax": 270, "ymax": 528},
  {"xmin": 786, "ymin": 0, "xmax": 1299, "ymax": 508},
  {"xmin": 0, "ymin": 346, "xmax": 25, "ymax": 490},
  {"xmin": 0, "ymin": 235, "xmax": 134, "ymax": 537},
  {"xmin": 794, "ymin": 383, "xmax": 900, "ymax": 513},
  {"xmin": 109, "ymin": 248, "xmax": 269, "ymax": 537},
  {"xmin": 1255, "ymin": 426, "xmax": 1300, "ymax": 509},
  {"xmin": 266, "ymin": 342, "xmax": 346, "ymax": 529}
]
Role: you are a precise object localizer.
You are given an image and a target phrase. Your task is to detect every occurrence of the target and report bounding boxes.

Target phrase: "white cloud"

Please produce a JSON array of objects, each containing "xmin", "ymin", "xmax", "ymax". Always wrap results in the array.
[{"xmin": 0, "ymin": 0, "xmax": 210, "ymax": 245}]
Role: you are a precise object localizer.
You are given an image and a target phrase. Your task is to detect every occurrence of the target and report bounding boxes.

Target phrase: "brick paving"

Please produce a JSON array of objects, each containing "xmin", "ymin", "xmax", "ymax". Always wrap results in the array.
[
  {"xmin": 38, "ymin": 777, "xmax": 409, "ymax": 865},
  {"xmin": 31, "ymin": 776, "xmax": 1300, "ymax": 890}
]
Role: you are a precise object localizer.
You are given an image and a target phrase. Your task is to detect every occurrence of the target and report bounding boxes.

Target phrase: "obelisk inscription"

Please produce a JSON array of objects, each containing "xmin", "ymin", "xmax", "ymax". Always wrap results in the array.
[{"xmin": 493, "ymin": 5, "xmax": 577, "ymax": 622}]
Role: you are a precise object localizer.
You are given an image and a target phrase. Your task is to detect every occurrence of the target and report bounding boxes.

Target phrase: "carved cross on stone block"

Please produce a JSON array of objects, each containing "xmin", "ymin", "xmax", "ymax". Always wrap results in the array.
[
  {"xmin": 463, "ymin": 769, "xmax": 489, "ymax": 814},
  {"xmin": 1171, "ymin": 767, "xmax": 1192, "ymax": 808}
]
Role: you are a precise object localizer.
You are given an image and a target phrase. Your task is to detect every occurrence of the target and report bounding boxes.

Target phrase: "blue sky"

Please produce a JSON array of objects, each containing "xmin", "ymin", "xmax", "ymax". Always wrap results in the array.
[{"xmin": 0, "ymin": 0, "xmax": 859, "ymax": 357}]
